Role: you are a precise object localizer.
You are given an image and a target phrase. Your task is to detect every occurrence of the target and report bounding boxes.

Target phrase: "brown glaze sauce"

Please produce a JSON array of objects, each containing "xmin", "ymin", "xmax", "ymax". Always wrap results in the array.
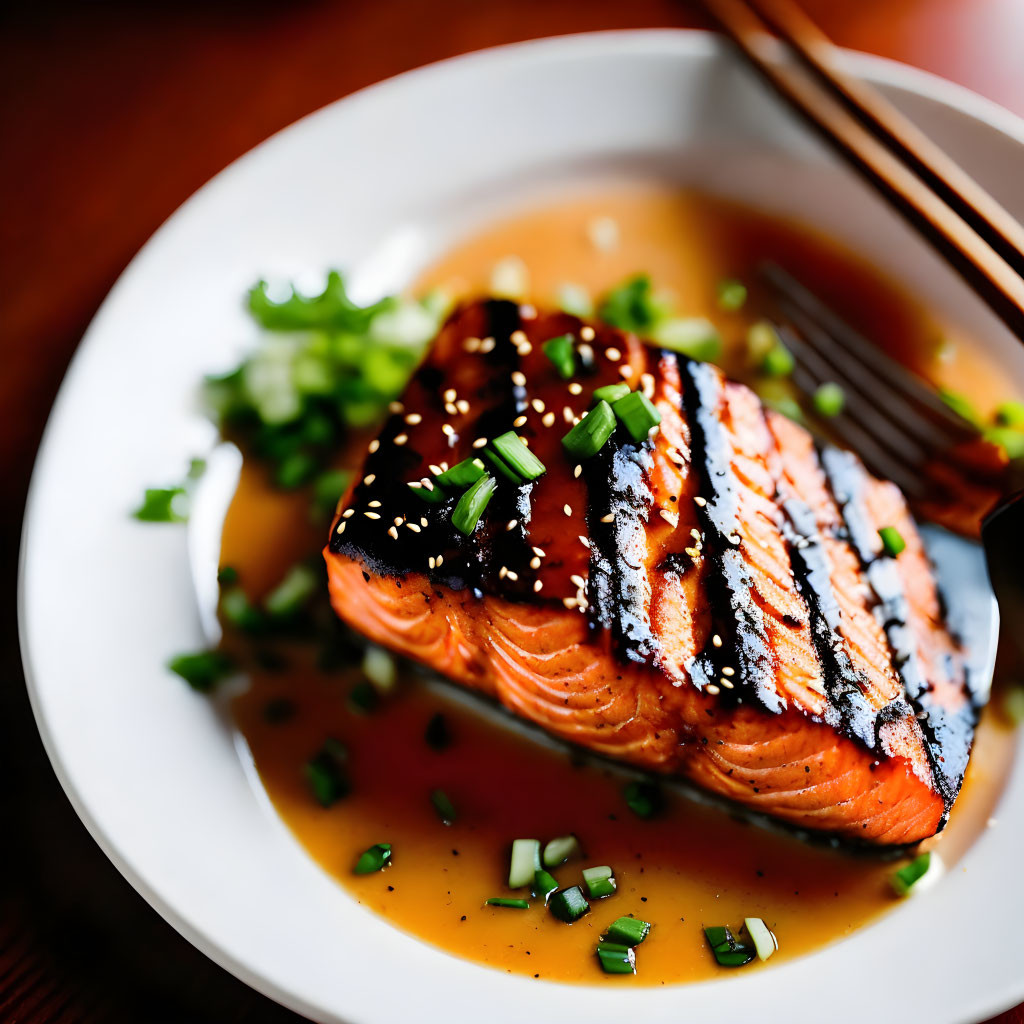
[{"xmin": 226, "ymin": 186, "xmax": 1017, "ymax": 985}]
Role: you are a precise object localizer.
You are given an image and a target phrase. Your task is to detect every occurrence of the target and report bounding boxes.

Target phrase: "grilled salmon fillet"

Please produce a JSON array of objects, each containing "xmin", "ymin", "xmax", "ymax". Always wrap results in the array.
[{"xmin": 325, "ymin": 299, "xmax": 981, "ymax": 844}]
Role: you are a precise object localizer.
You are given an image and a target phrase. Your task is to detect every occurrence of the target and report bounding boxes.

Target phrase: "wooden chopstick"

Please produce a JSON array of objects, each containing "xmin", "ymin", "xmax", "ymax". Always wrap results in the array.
[
  {"xmin": 746, "ymin": 0, "xmax": 1024, "ymax": 280},
  {"xmin": 698, "ymin": 0, "xmax": 1024, "ymax": 343}
]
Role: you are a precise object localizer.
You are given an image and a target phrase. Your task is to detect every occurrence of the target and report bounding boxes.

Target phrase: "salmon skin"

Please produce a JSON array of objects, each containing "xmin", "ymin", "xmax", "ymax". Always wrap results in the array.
[{"xmin": 326, "ymin": 299, "xmax": 983, "ymax": 844}]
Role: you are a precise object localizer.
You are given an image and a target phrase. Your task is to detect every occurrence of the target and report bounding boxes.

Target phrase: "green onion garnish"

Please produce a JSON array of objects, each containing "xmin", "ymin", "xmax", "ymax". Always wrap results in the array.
[
  {"xmin": 592, "ymin": 382, "xmax": 631, "ymax": 405},
  {"xmin": 348, "ymin": 680, "xmax": 379, "ymax": 713},
  {"xmin": 548, "ymin": 885, "xmax": 590, "ymax": 923},
  {"xmin": 508, "ymin": 838, "xmax": 541, "ymax": 888},
  {"xmin": 436, "ymin": 458, "xmax": 487, "ymax": 490},
  {"xmin": 543, "ymin": 334, "xmax": 577, "ymax": 379},
  {"xmin": 651, "ymin": 317, "xmax": 722, "ymax": 363},
  {"xmin": 939, "ymin": 388, "xmax": 982, "ymax": 426},
  {"xmin": 598, "ymin": 274, "xmax": 666, "ymax": 333},
  {"xmin": 431, "ymin": 789, "xmax": 457, "ymax": 825},
  {"xmin": 605, "ymin": 916, "xmax": 650, "ymax": 946},
  {"xmin": 217, "ymin": 565, "xmax": 239, "ymax": 586},
  {"xmin": 995, "ymin": 400, "xmax": 1024, "ymax": 427},
  {"xmin": 542, "ymin": 835, "xmax": 581, "ymax": 868},
  {"xmin": 485, "ymin": 897, "xmax": 530, "ymax": 909},
  {"xmin": 985, "ymin": 426, "xmax": 1024, "ymax": 460},
  {"xmin": 813, "ymin": 381, "xmax": 846, "ymax": 417},
  {"xmin": 482, "ymin": 447, "xmax": 523, "ymax": 483},
  {"xmin": 716, "ymin": 278, "xmax": 748, "ymax": 312},
  {"xmin": 562, "ymin": 400, "xmax": 616, "ymax": 459},
  {"xmin": 353, "ymin": 842, "xmax": 392, "ymax": 874},
  {"xmin": 305, "ymin": 738, "xmax": 349, "ymax": 807},
  {"xmin": 555, "ymin": 283, "xmax": 594, "ymax": 318},
  {"xmin": 264, "ymin": 564, "xmax": 318, "ymax": 618},
  {"xmin": 133, "ymin": 486, "xmax": 188, "ymax": 523},
  {"xmin": 612, "ymin": 391, "xmax": 661, "ymax": 443},
  {"xmin": 878, "ymin": 526, "xmax": 906, "ymax": 558},
  {"xmin": 596, "ymin": 941, "xmax": 636, "ymax": 975},
  {"xmin": 533, "ymin": 868, "xmax": 560, "ymax": 903},
  {"xmin": 362, "ymin": 646, "xmax": 397, "ymax": 691},
  {"xmin": 891, "ymin": 851, "xmax": 931, "ymax": 896},
  {"xmin": 425, "ymin": 712, "xmax": 452, "ymax": 750},
  {"xmin": 704, "ymin": 925, "xmax": 755, "ymax": 967},
  {"xmin": 408, "ymin": 480, "xmax": 447, "ymax": 503},
  {"xmin": 167, "ymin": 650, "xmax": 235, "ymax": 693},
  {"xmin": 490, "ymin": 431, "xmax": 547, "ymax": 482},
  {"xmin": 452, "ymin": 473, "xmax": 497, "ymax": 535},
  {"xmin": 312, "ymin": 468, "xmax": 351, "ymax": 517},
  {"xmin": 761, "ymin": 342, "xmax": 795, "ymax": 378},
  {"xmin": 582, "ymin": 865, "xmax": 617, "ymax": 899},
  {"xmin": 623, "ymin": 780, "xmax": 662, "ymax": 818},
  {"xmin": 742, "ymin": 917, "xmax": 778, "ymax": 961},
  {"xmin": 220, "ymin": 586, "xmax": 265, "ymax": 633}
]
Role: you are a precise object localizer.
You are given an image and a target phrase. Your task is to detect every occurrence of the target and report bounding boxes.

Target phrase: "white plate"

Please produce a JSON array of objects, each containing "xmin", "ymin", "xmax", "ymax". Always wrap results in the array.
[{"xmin": 19, "ymin": 30, "xmax": 1024, "ymax": 1024}]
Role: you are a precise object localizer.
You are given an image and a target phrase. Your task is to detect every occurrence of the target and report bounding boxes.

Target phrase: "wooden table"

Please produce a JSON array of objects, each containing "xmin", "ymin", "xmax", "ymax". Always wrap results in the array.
[{"xmin": 2, "ymin": 2, "xmax": 1021, "ymax": 1020}]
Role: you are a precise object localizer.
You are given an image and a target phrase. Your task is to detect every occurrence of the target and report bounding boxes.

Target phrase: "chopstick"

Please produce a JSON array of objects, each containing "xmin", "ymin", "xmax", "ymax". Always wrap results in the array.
[{"xmin": 697, "ymin": 0, "xmax": 1024, "ymax": 342}]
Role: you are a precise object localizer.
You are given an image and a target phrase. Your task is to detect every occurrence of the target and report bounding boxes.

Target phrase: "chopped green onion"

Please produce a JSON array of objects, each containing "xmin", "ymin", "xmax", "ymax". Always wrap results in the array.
[
  {"xmin": 995, "ymin": 400, "xmax": 1024, "ymax": 427},
  {"xmin": 939, "ymin": 388, "xmax": 982, "ymax": 426},
  {"xmin": 761, "ymin": 341, "xmax": 795, "ymax": 378},
  {"xmin": 408, "ymin": 480, "xmax": 447, "ymax": 503},
  {"xmin": 452, "ymin": 473, "xmax": 497, "ymax": 535},
  {"xmin": 353, "ymin": 842, "xmax": 392, "ymax": 874},
  {"xmin": 167, "ymin": 650, "xmax": 235, "ymax": 693},
  {"xmin": 878, "ymin": 526, "xmax": 906, "ymax": 558},
  {"xmin": 623, "ymin": 780, "xmax": 662, "ymax": 819},
  {"xmin": 1005, "ymin": 686, "xmax": 1024, "ymax": 724},
  {"xmin": 596, "ymin": 941, "xmax": 636, "ymax": 975},
  {"xmin": 543, "ymin": 334, "xmax": 577, "ymax": 379},
  {"xmin": 312, "ymin": 469, "xmax": 351, "ymax": 516},
  {"xmin": 425, "ymin": 712, "xmax": 452, "ymax": 750},
  {"xmin": 984, "ymin": 426, "xmax": 1024, "ymax": 460},
  {"xmin": 220, "ymin": 586, "xmax": 265, "ymax": 632},
  {"xmin": 362, "ymin": 646, "xmax": 397, "ymax": 691},
  {"xmin": 485, "ymin": 897, "xmax": 530, "ymax": 909},
  {"xmin": 582, "ymin": 865, "xmax": 617, "ymax": 899},
  {"xmin": 348, "ymin": 679, "xmax": 379, "ymax": 713},
  {"xmin": 264, "ymin": 564, "xmax": 318, "ymax": 618},
  {"xmin": 704, "ymin": 925, "xmax": 756, "ymax": 967},
  {"xmin": 275, "ymin": 451, "xmax": 319, "ymax": 490},
  {"xmin": 562, "ymin": 400, "xmax": 616, "ymax": 459},
  {"xmin": 431, "ymin": 789, "xmax": 457, "ymax": 825},
  {"xmin": 217, "ymin": 565, "xmax": 239, "ymax": 586},
  {"xmin": 533, "ymin": 868, "xmax": 560, "ymax": 903},
  {"xmin": 248, "ymin": 271, "xmax": 394, "ymax": 332},
  {"xmin": 813, "ymin": 382, "xmax": 846, "ymax": 418},
  {"xmin": 542, "ymin": 835, "xmax": 581, "ymax": 868},
  {"xmin": 746, "ymin": 321, "xmax": 777, "ymax": 363},
  {"xmin": 598, "ymin": 275, "xmax": 667, "ymax": 333},
  {"xmin": 651, "ymin": 317, "xmax": 722, "ymax": 362},
  {"xmin": 133, "ymin": 486, "xmax": 188, "ymax": 523},
  {"xmin": 482, "ymin": 448, "xmax": 523, "ymax": 483},
  {"xmin": 508, "ymin": 838, "xmax": 541, "ymax": 888},
  {"xmin": 605, "ymin": 916, "xmax": 650, "ymax": 946},
  {"xmin": 716, "ymin": 278, "xmax": 748, "ymax": 312},
  {"xmin": 891, "ymin": 851, "xmax": 931, "ymax": 896},
  {"xmin": 490, "ymin": 431, "xmax": 547, "ymax": 482},
  {"xmin": 305, "ymin": 738, "xmax": 350, "ymax": 807},
  {"xmin": 612, "ymin": 391, "xmax": 661, "ymax": 443},
  {"xmin": 742, "ymin": 917, "xmax": 777, "ymax": 961},
  {"xmin": 436, "ymin": 458, "xmax": 486, "ymax": 490},
  {"xmin": 548, "ymin": 885, "xmax": 590, "ymax": 923},
  {"xmin": 555, "ymin": 282, "xmax": 594, "ymax": 318},
  {"xmin": 592, "ymin": 382, "xmax": 631, "ymax": 405}
]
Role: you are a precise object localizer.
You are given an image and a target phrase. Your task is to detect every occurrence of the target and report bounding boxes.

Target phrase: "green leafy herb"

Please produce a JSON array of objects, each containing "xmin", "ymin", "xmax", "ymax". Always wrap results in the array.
[
  {"xmin": 891, "ymin": 851, "xmax": 931, "ymax": 896},
  {"xmin": 220, "ymin": 586, "xmax": 266, "ymax": 633},
  {"xmin": 542, "ymin": 835, "xmax": 580, "ymax": 868},
  {"xmin": 742, "ymin": 917, "xmax": 778, "ymax": 961},
  {"xmin": 508, "ymin": 838, "xmax": 542, "ymax": 888},
  {"xmin": 582, "ymin": 865, "xmax": 617, "ymax": 899},
  {"xmin": 598, "ymin": 275, "xmax": 668, "ymax": 333},
  {"xmin": 435, "ymin": 458, "xmax": 487, "ymax": 490},
  {"xmin": 592, "ymin": 382, "xmax": 631, "ymax": 405},
  {"xmin": 555, "ymin": 283, "xmax": 594, "ymax": 318},
  {"xmin": 248, "ymin": 271, "xmax": 396, "ymax": 333},
  {"xmin": 167, "ymin": 650, "xmax": 235, "ymax": 693},
  {"xmin": 134, "ymin": 486, "xmax": 188, "ymax": 523},
  {"xmin": 217, "ymin": 565, "xmax": 239, "ymax": 586},
  {"xmin": 533, "ymin": 868, "xmax": 560, "ymax": 903},
  {"xmin": 548, "ymin": 885, "xmax": 590, "ymax": 923},
  {"xmin": 353, "ymin": 842, "xmax": 392, "ymax": 874},
  {"xmin": 305, "ymin": 738, "xmax": 349, "ymax": 807},
  {"xmin": 543, "ymin": 334, "xmax": 577, "ymax": 379}
]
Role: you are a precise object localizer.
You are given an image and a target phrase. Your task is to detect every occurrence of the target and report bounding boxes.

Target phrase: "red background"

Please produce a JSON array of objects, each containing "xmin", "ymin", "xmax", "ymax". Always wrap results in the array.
[{"xmin": 2, "ymin": 2, "xmax": 1021, "ymax": 1020}]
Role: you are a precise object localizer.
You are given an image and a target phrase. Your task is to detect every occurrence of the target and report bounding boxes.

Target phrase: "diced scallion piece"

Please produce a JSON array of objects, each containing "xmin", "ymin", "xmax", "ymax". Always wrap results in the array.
[
  {"xmin": 485, "ymin": 897, "xmax": 530, "ymax": 909},
  {"xmin": 761, "ymin": 341, "xmax": 795, "ymax": 378},
  {"xmin": 813, "ymin": 381, "xmax": 845, "ymax": 418},
  {"xmin": 264, "ymin": 564, "xmax": 318, "ymax": 618},
  {"xmin": 312, "ymin": 469, "xmax": 350, "ymax": 515},
  {"xmin": 482, "ymin": 448, "xmax": 523, "ymax": 484},
  {"xmin": 508, "ymin": 838, "xmax": 541, "ymax": 888},
  {"xmin": 592, "ymin": 382, "xmax": 631, "ymax": 405},
  {"xmin": 598, "ymin": 274, "xmax": 666, "ymax": 333},
  {"xmin": 436, "ymin": 458, "xmax": 486, "ymax": 490},
  {"xmin": 542, "ymin": 835, "xmax": 581, "ymax": 868},
  {"xmin": 891, "ymin": 851, "xmax": 931, "ymax": 896},
  {"xmin": 353, "ymin": 842, "xmax": 392, "ymax": 874},
  {"xmin": 995, "ymin": 400, "xmax": 1024, "ymax": 427},
  {"xmin": 612, "ymin": 391, "xmax": 661, "ymax": 443},
  {"xmin": 167, "ymin": 650, "xmax": 235, "ymax": 693},
  {"xmin": 651, "ymin": 317, "xmax": 722, "ymax": 363},
  {"xmin": 939, "ymin": 388, "xmax": 981, "ymax": 426},
  {"xmin": 304, "ymin": 738, "xmax": 349, "ymax": 807},
  {"xmin": 605, "ymin": 916, "xmax": 650, "ymax": 946},
  {"xmin": 743, "ymin": 917, "xmax": 778, "ymax": 961},
  {"xmin": 878, "ymin": 526, "xmax": 906, "ymax": 558},
  {"xmin": 543, "ymin": 334, "xmax": 577, "ymax": 379},
  {"xmin": 716, "ymin": 278, "xmax": 747, "ymax": 311},
  {"xmin": 431, "ymin": 789, "xmax": 457, "ymax": 825},
  {"xmin": 362, "ymin": 646, "xmax": 397, "ymax": 691},
  {"xmin": 452, "ymin": 473, "xmax": 497, "ymax": 535},
  {"xmin": 704, "ymin": 925, "xmax": 756, "ymax": 967},
  {"xmin": 220, "ymin": 586, "xmax": 265, "ymax": 632},
  {"xmin": 623, "ymin": 780, "xmax": 662, "ymax": 818},
  {"xmin": 582, "ymin": 865, "xmax": 617, "ymax": 899},
  {"xmin": 408, "ymin": 480, "xmax": 447, "ymax": 503},
  {"xmin": 534, "ymin": 869, "xmax": 560, "ymax": 903},
  {"xmin": 490, "ymin": 431, "xmax": 547, "ymax": 482},
  {"xmin": 134, "ymin": 486, "xmax": 188, "ymax": 523},
  {"xmin": 562, "ymin": 400, "xmax": 616, "ymax": 459},
  {"xmin": 548, "ymin": 885, "xmax": 590, "ymax": 923},
  {"xmin": 217, "ymin": 565, "xmax": 239, "ymax": 586},
  {"xmin": 984, "ymin": 426, "xmax": 1024, "ymax": 460},
  {"xmin": 555, "ymin": 282, "xmax": 594, "ymax": 318},
  {"xmin": 1005, "ymin": 686, "xmax": 1024, "ymax": 724},
  {"xmin": 596, "ymin": 942, "xmax": 636, "ymax": 975}
]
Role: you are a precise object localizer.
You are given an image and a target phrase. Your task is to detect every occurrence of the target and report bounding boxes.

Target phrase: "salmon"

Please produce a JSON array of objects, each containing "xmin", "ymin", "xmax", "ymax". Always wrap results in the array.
[{"xmin": 324, "ymin": 300, "xmax": 982, "ymax": 844}]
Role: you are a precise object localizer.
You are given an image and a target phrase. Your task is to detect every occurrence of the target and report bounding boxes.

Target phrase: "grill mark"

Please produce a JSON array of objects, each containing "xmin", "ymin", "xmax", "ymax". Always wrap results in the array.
[
  {"xmin": 821, "ymin": 445, "xmax": 975, "ymax": 812},
  {"xmin": 677, "ymin": 357, "xmax": 781, "ymax": 712},
  {"xmin": 583, "ymin": 430, "xmax": 659, "ymax": 665}
]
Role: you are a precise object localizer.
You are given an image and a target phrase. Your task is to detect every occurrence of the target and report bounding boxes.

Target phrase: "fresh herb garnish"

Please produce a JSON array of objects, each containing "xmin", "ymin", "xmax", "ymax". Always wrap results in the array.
[
  {"xmin": 562, "ymin": 400, "xmax": 616, "ymax": 459},
  {"xmin": 542, "ymin": 835, "xmax": 580, "ymax": 868},
  {"xmin": 605, "ymin": 916, "xmax": 650, "ymax": 946},
  {"xmin": 548, "ymin": 885, "xmax": 590, "ymax": 923},
  {"xmin": 543, "ymin": 334, "xmax": 577, "ymax": 379},
  {"xmin": 167, "ymin": 650, "xmax": 235, "ymax": 692},
  {"xmin": 452, "ymin": 473, "xmax": 497, "ymax": 535},
  {"xmin": 435, "ymin": 458, "xmax": 487, "ymax": 490},
  {"xmin": 597, "ymin": 274, "xmax": 667, "ymax": 333},
  {"xmin": 431, "ymin": 789, "xmax": 457, "ymax": 825},
  {"xmin": 485, "ymin": 897, "xmax": 530, "ymax": 909},
  {"xmin": 704, "ymin": 925, "xmax": 756, "ymax": 967},
  {"xmin": 508, "ymin": 838, "xmax": 541, "ymax": 888},
  {"xmin": 716, "ymin": 278, "xmax": 748, "ymax": 311},
  {"xmin": 264, "ymin": 564, "xmax": 318, "ymax": 619},
  {"xmin": 891, "ymin": 851, "xmax": 931, "ymax": 896},
  {"xmin": 651, "ymin": 317, "xmax": 722, "ymax": 362},
  {"xmin": 353, "ymin": 842, "xmax": 392, "ymax": 874},
  {"xmin": 305, "ymin": 738, "xmax": 350, "ymax": 807},
  {"xmin": 611, "ymin": 391, "xmax": 661, "ymax": 443},
  {"xmin": 596, "ymin": 941, "xmax": 636, "ymax": 975},
  {"xmin": 743, "ymin": 917, "xmax": 778, "ymax": 960},
  {"xmin": 581, "ymin": 865, "xmax": 616, "ymax": 899},
  {"xmin": 533, "ymin": 868, "xmax": 560, "ymax": 904},
  {"xmin": 623, "ymin": 780, "xmax": 662, "ymax": 819},
  {"xmin": 489, "ymin": 431, "xmax": 546, "ymax": 482},
  {"xmin": 878, "ymin": 526, "xmax": 906, "ymax": 558},
  {"xmin": 592, "ymin": 382, "xmax": 631, "ymax": 405},
  {"xmin": 133, "ymin": 486, "xmax": 188, "ymax": 523},
  {"xmin": 813, "ymin": 381, "xmax": 845, "ymax": 418}
]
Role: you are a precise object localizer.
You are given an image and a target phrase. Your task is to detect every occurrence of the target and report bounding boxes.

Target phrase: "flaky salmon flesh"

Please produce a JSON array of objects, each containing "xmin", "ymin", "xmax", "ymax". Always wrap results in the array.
[{"xmin": 325, "ymin": 299, "xmax": 981, "ymax": 845}]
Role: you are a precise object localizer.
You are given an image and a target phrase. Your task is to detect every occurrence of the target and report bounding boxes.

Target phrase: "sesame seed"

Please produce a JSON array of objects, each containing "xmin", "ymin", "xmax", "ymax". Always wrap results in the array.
[
  {"xmin": 368, "ymin": 500, "xmax": 382, "ymax": 508},
  {"xmin": 563, "ymin": 504, "xmax": 573, "ymax": 516},
  {"xmin": 600, "ymin": 513, "xmax": 614, "ymax": 523},
  {"xmin": 364, "ymin": 512, "xmax": 381, "ymax": 520},
  {"xmin": 690, "ymin": 528, "xmax": 702, "ymax": 541},
  {"xmin": 405, "ymin": 412, "xmax": 423, "ymax": 425},
  {"xmin": 694, "ymin": 496, "xmax": 706, "ymax": 507},
  {"xmin": 530, "ymin": 556, "xmax": 541, "ymax": 570},
  {"xmin": 519, "ymin": 304, "xmax": 537, "ymax": 320},
  {"xmin": 394, "ymin": 517, "xmax": 403, "ymax": 526},
  {"xmin": 722, "ymin": 666, "xmax": 735, "ymax": 676},
  {"xmin": 579, "ymin": 535, "xmax": 590, "ymax": 548},
  {"xmin": 577, "ymin": 342, "xmax": 595, "ymax": 363},
  {"xmin": 506, "ymin": 570, "xmax": 519, "ymax": 582},
  {"xmin": 429, "ymin": 556, "xmax": 436, "ymax": 569},
  {"xmin": 570, "ymin": 574, "xmax": 586, "ymax": 589},
  {"xmin": 445, "ymin": 402, "xmax": 458, "ymax": 416},
  {"xmin": 605, "ymin": 346, "xmax": 622, "ymax": 361},
  {"xmin": 563, "ymin": 405, "xmax": 575, "ymax": 423},
  {"xmin": 389, "ymin": 401, "xmax": 404, "ymax": 414},
  {"xmin": 406, "ymin": 523, "xmax": 421, "ymax": 533},
  {"xmin": 660, "ymin": 509, "xmax": 679, "ymax": 527},
  {"xmin": 533, "ymin": 580, "xmax": 544, "ymax": 593},
  {"xmin": 729, "ymin": 532, "xmax": 741, "ymax": 545},
  {"xmin": 519, "ymin": 436, "xmax": 530, "ymax": 446},
  {"xmin": 499, "ymin": 566, "xmax": 508, "ymax": 579},
  {"xmin": 532, "ymin": 546, "xmax": 546, "ymax": 557},
  {"xmin": 420, "ymin": 517, "xmax": 428, "ymax": 527},
  {"xmin": 580, "ymin": 326, "xmax": 595, "ymax": 341},
  {"xmin": 342, "ymin": 509, "xmax": 355, "ymax": 519},
  {"xmin": 684, "ymin": 546, "xmax": 700, "ymax": 557},
  {"xmin": 421, "ymin": 479, "xmax": 434, "ymax": 491},
  {"xmin": 511, "ymin": 330, "xmax": 528, "ymax": 345},
  {"xmin": 506, "ymin": 520, "xmax": 518, "ymax": 531},
  {"xmin": 456, "ymin": 399, "xmax": 470, "ymax": 414},
  {"xmin": 394, "ymin": 433, "xmax": 408, "ymax": 445},
  {"xmin": 363, "ymin": 474, "xmax": 376, "ymax": 485},
  {"xmin": 712, "ymin": 634, "xmax": 723, "ymax": 647},
  {"xmin": 436, "ymin": 555, "xmax": 444, "ymax": 567},
  {"xmin": 480, "ymin": 337, "xmax": 496, "ymax": 353},
  {"xmin": 542, "ymin": 411, "xmax": 555, "ymax": 427},
  {"xmin": 442, "ymin": 424, "xmax": 455, "ymax": 437},
  {"xmin": 388, "ymin": 526, "xmax": 398, "ymax": 539},
  {"xmin": 511, "ymin": 371, "xmax": 527, "ymax": 387},
  {"xmin": 429, "ymin": 464, "xmax": 443, "ymax": 476},
  {"xmin": 443, "ymin": 389, "xmax": 457, "ymax": 403},
  {"xmin": 562, "ymin": 596, "xmax": 578, "ymax": 610},
  {"xmin": 336, "ymin": 521, "xmax": 346, "ymax": 534},
  {"xmin": 568, "ymin": 382, "xmax": 583, "ymax": 395},
  {"xmin": 720, "ymin": 679, "xmax": 735, "ymax": 689},
  {"xmin": 619, "ymin": 365, "xmax": 634, "ymax": 379},
  {"xmin": 368, "ymin": 439, "xmax": 380, "ymax": 454},
  {"xmin": 530, "ymin": 399, "xmax": 544, "ymax": 414},
  {"xmin": 513, "ymin": 415, "xmax": 528, "ymax": 427},
  {"xmin": 573, "ymin": 464, "xmax": 582, "ymax": 478},
  {"xmin": 472, "ymin": 437, "xmax": 487, "ymax": 448},
  {"xmin": 706, "ymin": 684, "xmax": 721, "ymax": 696}
]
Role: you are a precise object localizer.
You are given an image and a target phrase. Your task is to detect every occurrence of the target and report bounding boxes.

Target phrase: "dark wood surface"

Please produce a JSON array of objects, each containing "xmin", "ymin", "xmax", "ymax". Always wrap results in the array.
[{"xmin": 2, "ymin": 2, "xmax": 1022, "ymax": 1021}]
